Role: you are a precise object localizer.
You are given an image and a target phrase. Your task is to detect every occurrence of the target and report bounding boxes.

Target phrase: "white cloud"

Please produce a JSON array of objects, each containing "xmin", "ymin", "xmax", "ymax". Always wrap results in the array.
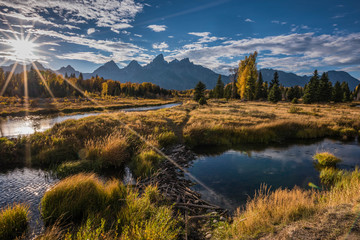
[
  {"xmin": 168, "ymin": 35, "xmax": 174, "ymax": 38},
  {"xmin": 87, "ymin": 28, "xmax": 95, "ymax": 35},
  {"xmin": 25, "ymin": 28, "xmax": 154, "ymax": 64},
  {"xmin": 0, "ymin": 0, "xmax": 143, "ymax": 32},
  {"xmin": 245, "ymin": 18, "xmax": 254, "ymax": 23},
  {"xmin": 152, "ymin": 42, "xmax": 169, "ymax": 51},
  {"xmin": 167, "ymin": 32, "xmax": 360, "ymax": 74},
  {"xmin": 147, "ymin": 24, "xmax": 167, "ymax": 32},
  {"xmin": 188, "ymin": 32, "xmax": 225, "ymax": 43},
  {"xmin": 134, "ymin": 34, "xmax": 142, "ymax": 37}
]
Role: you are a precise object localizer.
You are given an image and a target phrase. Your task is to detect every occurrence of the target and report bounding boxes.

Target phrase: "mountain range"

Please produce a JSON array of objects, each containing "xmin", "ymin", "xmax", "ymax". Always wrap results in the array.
[{"xmin": 1, "ymin": 55, "xmax": 359, "ymax": 90}]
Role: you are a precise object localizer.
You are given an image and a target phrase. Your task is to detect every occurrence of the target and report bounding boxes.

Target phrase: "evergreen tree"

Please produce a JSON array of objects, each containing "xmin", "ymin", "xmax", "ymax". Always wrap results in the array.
[
  {"xmin": 79, "ymin": 72, "xmax": 83, "ymax": 81},
  {"xmin": 213, "ymin": 75, "xmax": 224, "ymax": 98},
  {"xmin": 268, "ymin": 83, "xmax": 281, "ymax": 103},
  {"xmin": 269, "ymin": 71, "xmax": 279, "ymax": 89},
  {"xmin": 267, "ymin": 72, "xmax": 281, "ymax": 103},
  {"xmin": 318, "ymin": 72, "xmax": 332, "ymax": 102},
  {"xmin": 255, "ymin": 71, "xmax": 265, "ymax": 100},
  {"xmin": 263, "ymin": 82, "xmax": 269, "ymax": 100},
  {"xmin": 303, "ymin": 70, "xmax": 320, "ymax": 104},
  {"xmin": 341, "ymin": 82, "xmax": 351, "ymax": 102},
  {"xmin": 194, "ymin": 81, "xmax": 206, "ymax": 102},
  {"xmin": 224, "ymin": 83, "xmax": 232, "ymax": 100},
  {"xmin": 332, "ymin": 81, "xmax": 343, "ymax": 102}
]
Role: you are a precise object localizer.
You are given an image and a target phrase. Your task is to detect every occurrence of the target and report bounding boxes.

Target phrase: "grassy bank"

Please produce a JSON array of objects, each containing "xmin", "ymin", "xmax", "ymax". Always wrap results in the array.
[
  {"xmin": 0, "ymin": 96, "xmax": 177, "ymax": 117},
  {"xmin": 37, "ymin": 173, "xmax": 181, "ymax": 239}
]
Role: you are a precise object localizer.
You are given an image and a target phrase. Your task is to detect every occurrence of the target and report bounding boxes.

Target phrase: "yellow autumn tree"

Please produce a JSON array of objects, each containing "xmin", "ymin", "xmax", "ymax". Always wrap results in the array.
[{"xmin": 236, "ymin": 51, "xmax": 258, "ymax": 99}]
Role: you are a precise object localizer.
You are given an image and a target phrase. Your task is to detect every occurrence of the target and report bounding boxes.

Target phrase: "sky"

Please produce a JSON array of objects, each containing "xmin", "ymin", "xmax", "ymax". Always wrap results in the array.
[{"xmin": 0, "ymin": 0, "xmax": 359, "ymax": 79}]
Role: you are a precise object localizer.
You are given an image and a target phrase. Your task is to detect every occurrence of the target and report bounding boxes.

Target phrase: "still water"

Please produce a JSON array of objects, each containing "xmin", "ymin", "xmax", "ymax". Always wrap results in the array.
[
  {"xmin": 0, "ymin": 102, "xmax": 181, "ymax": 138},
  {"xmin": 187, "ymin": 138, "xmax": 360, "ymax": 210},
  {"xmin": 0, "ymin": 168, "xmax": 58, "ymax": 235}
]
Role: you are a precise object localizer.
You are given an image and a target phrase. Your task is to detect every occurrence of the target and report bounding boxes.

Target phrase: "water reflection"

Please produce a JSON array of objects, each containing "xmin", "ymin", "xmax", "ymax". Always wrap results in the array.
[
  {"xmin": 0, "ymin": 103, "xmax": 180, "ymax": 138},
  {"xmin": 187, "ymin": 138, "xmax": 360, "ymax": 210}
]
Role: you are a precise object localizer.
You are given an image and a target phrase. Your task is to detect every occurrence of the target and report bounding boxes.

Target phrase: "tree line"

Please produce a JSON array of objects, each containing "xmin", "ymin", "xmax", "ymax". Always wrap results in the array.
[
  {"xmin": 194, "ymin": 51, "xmax": 359, "ymax": 104},
  {"xmin": 0, "ymin": 68, "xmax": 174, "ymax": 98}
]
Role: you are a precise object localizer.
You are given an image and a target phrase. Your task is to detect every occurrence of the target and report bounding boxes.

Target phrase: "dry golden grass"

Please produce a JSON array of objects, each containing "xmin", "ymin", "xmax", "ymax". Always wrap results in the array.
[
  {"xmin": 213, "ymin": 185, "xmax": 317, "ymax": 239},
  {"xmin": 0, "ymin": 96, "xmax": 176, "ymax": 116},
  {"xmin": 184, "ymin": 100, "xmax": 360, "ymax": 146}
]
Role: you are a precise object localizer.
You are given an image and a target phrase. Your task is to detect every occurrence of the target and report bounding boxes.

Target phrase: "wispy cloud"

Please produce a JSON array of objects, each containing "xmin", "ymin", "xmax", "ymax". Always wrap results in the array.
[
  {"xmin": 245, "ymin": 18, "xmax": 254, "ymax": 23},
  {"xmin": 147, "ymin": 24, "xmax": 167, "ymax": 32},
  {"xmin": 271, "ymin": 20, "xmax": 287, "ymax": 25},
  {"xmin": 152, "ymin": 42, "xmax": 169, "ymax": 51}
]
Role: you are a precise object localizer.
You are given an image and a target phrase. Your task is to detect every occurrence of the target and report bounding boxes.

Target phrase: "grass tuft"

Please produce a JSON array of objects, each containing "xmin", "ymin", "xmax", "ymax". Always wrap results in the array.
[
  {"xmin": 0, "ymin": 203, "xmax": 29, "ymax": 240},
  {"xmin": 313, "ymin": 152, "xmax": 341, "ymax": 168}
]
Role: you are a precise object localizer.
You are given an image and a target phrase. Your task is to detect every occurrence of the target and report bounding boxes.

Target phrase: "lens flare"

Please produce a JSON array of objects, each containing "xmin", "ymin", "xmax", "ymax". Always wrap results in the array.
[{"xmin": 8, "ymin": 39, "xmax": 37, "ymax": 62}]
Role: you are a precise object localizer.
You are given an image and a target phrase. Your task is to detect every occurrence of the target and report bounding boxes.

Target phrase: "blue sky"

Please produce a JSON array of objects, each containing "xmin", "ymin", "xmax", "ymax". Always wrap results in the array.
[{"xmin": 0, "ymin": 0, "xmax": 359, "ymax": 78}]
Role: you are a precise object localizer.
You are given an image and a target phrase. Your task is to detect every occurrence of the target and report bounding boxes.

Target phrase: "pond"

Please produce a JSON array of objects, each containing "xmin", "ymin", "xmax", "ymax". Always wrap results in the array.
[
  {"xmin": 0, "ymin": 102, "xmax": 181, "ymax": 138},
  {"xmin": 187, "ymin": 138, "xmax": 360, "ymax": 210}
]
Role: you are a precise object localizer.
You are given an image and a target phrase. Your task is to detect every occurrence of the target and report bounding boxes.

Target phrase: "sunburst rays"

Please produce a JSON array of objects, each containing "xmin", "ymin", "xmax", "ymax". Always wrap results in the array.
[{"xmin": 0, "ymin": 17, "xmax": 233, "ymax": 209}]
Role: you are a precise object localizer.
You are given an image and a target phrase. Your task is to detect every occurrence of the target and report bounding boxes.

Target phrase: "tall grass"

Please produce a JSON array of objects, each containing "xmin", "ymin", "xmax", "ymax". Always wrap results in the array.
[
  {"xmin": 39, "ymin": 174, "xmax": 180, "ymax": 239},
  {"xmin": 130, "ymin": 150, "xmax": 164, "ymax": 178},
  {"xmin": 41, "ymin": 173, "xmax": 127, "ymax": 225},
  {"xmin": 0, "ymin": 203, "xmax": 29, "ymax": 240},
  {"xmin": 213, "ymin": 185, "xmax": 316, "ymax": 239}
]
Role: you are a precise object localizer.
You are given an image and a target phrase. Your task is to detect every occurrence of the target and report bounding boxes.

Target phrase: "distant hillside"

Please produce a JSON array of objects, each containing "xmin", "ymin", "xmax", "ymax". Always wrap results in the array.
[
  {"xmin": 1, "ymin": 61, "xmax": 46, "ymax": 74},
  {"xmin": 57, "ymin": 65, "xmax": 80, "ymax": 77},
  {"xmin": 83, "ymin": 54, "xmax": 230, "ymax": 90},
  {"xmin": 1, "ymin": 60, "xmax": 359, "ymax": 91},
  {"xmin": 260, "ymin": 69, "xmax": 360, "ymax": 90}
]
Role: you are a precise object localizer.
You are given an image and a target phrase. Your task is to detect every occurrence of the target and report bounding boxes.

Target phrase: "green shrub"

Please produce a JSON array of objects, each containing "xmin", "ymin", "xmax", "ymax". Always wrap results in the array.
[
  {"xmin": 199, "ymin": 97, "xmax": 207, "ymax": 105},
  {"xmin": 288, "ymin": 106, "xmax": 302, "ymax": 114},
  {"xmin": 56, "ymin": 160, "xmax": 102, "ymax": 178},
  {"xmin": 0, "ymin": 203, "xmax": 29, "ymax": 240},
  {"xmin": 41, "ymin": 174, "xmax": 126, "ymax": 225},
  {"xmin": 157, "ymin": 131, "xmax": 178, "ymax": 148},
  {"xmin": 313, "ymin": 152, "xmax": 341, "ymax": 168},
  {"xmin": 130, "ymin": 150, "xmax": 163, "ymax": 178}
]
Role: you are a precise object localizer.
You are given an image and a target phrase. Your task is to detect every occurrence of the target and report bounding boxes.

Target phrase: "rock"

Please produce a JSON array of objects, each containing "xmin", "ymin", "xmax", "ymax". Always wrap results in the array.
[
  {"xmin": 213, "ymin": 219, "xmax": 218, "ymax": 223},
  {"xmin": 220, "ymin": 216, "xmax": 226, "ymax": 221},
  {"xmin": 205, "ymin": 233, "xmax": 212, "ymax": 239}
]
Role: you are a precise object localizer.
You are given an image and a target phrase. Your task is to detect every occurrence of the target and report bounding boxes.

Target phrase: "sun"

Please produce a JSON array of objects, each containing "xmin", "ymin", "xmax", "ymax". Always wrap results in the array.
[{"xmin": 9, "ymin": 39, "xmax": 37, "ymax": 62}]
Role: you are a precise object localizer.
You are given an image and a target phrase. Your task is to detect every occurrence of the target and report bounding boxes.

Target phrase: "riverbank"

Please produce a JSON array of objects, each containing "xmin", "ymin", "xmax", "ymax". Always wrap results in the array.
[{"xmin": 0, "ymin": 97, "xmax": 178, "ymax": 117}]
